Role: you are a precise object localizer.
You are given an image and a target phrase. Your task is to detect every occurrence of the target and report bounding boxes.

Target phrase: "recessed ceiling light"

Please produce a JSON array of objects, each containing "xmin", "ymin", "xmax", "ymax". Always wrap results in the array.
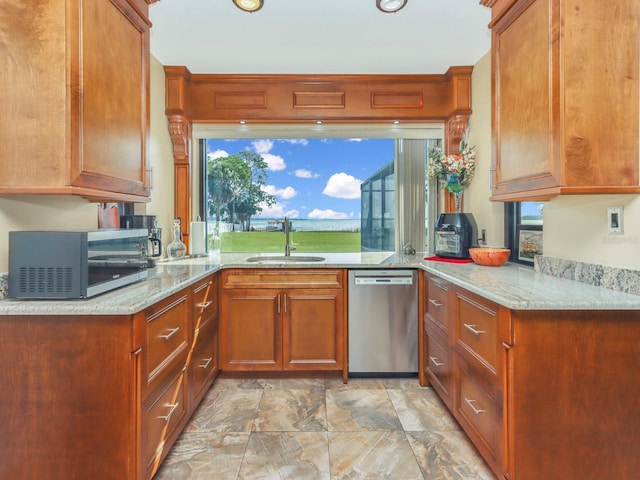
[
  {"xmin": 316, "ymin": 120, "xmax": 323, "ymax": 125},
  {"xmin": 376, "ymin": 0, "xmax": 408, "ymax": 13},
  {"xmin": 232, "ymin": 0, "xmax": 263, "ymax": 13},
  {"xmin": 393, "ymin": 120, "xmax": 400, "ymax": 125},
  {"xmin": 239, "ymin": 120, "xmax": 246, "ymax": 125}
]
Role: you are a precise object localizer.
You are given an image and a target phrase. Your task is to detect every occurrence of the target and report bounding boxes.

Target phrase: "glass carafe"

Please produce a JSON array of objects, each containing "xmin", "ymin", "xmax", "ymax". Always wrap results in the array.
[{"xmin": 166, "ymin": 219, "xmax": 186, "ymax": 260}]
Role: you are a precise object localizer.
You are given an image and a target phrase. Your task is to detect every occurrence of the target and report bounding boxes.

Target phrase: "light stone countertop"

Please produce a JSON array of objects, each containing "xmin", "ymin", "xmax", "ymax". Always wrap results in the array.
[
  {"xmin": 420, "ymin": 260, "xmax": 640, "ymax": 310},
  {"xmin": 1, "ymin": 251, "xmax": 639, "ymax": 315}
]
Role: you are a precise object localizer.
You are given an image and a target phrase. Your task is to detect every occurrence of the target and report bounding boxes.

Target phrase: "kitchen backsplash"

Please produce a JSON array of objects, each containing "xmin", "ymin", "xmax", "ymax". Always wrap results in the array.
[
  {"xmin": 0, "ymin": 273, "xmax": 7, "ymax": 300},
  {"xmin": 535, "ymin": 256, "xmax": 640, "ymax": 296}
]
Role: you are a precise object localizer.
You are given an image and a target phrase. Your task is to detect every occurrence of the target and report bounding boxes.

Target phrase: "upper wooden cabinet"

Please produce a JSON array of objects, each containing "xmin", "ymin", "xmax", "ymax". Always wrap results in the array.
[
  {"xmin": 0, "ymin": 0, "xmax": 152, "ymax": 202},
  {"xmin": 484, "ymin": 0, "xmax": 640, "ymax": 201}
]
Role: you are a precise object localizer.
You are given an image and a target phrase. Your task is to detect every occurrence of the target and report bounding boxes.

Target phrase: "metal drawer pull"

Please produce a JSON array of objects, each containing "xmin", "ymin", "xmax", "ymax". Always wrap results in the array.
[
  {"xmin": 428, "ymin": 299, "xmax": 443, "ymax": 307},
  {"xmin": 465, "ymin": 398, "xmax": 486, "ymax": 415},
  {"xmin": 277, "ymin": 294, "xmax": 281, "ymax": 314},
  {"xmin": 463, "ymin": 324, "xmax": 485, "ymax": 335},
  {"xmin": 196, "ymin": 301, "xmax": 213, "ymax": 308},
  {"xmin": 429, "ymin": 356, "xmax": 444, "ymax": 367},
  {"xmin": 158, "ymin": 403, "xmax": 179, "ymax": 421},
  {"xmin": 159, "ymin": 327, "xmax": 180, "ymax": 340},
  {"xmin": 198, "ymin": 357, "xmax": 213, "ymax": 369}
]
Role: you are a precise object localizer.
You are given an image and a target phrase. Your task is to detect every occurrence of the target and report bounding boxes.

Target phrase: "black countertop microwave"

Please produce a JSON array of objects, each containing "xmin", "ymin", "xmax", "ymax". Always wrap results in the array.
[{"xmin": 8, "ymin": 229, "xmax": 149, "ymax": 299}]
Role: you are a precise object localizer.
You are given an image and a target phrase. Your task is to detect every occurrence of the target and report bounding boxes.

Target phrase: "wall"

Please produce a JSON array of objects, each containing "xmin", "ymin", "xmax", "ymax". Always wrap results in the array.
[
  {"xmin": 146, "ymin": 55, "xmax": 177, "ymax": 250},
  {"xmin": 466, "ymin": 51, "xmax": 505, "ymax": 247},
  {"xmin": 0, "ymin": 196, "xmax": 98, "ymax": 272},
  {"xmin": 544, "ymin": 195, "xmax": 640, "ymax": 270}
]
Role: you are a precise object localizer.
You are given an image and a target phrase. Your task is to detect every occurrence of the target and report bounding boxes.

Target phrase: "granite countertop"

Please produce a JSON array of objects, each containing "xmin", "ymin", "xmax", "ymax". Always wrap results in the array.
[
  {"xmin": 2, "ymin": 251, "xmax": 639, "ymax": 315},
  {"xmin": 421, "ymin": 260, "xmax": 640, "ymax": 310}
]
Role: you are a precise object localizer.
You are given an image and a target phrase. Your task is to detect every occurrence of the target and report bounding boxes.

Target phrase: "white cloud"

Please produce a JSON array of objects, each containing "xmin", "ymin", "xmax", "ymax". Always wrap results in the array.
[
  {"xmin": 295, "ymin": 169, "xmax": 319, "ymax": 179},
  {"xmin": 261, "ymin": 153, "xmax": 286, "ymax": 171},
  {"xmin": 252, "ymin": 139, "xmax": 274, "ymax": 154},
  {"xmin": 256, "ymin": 202, "xmax": 299, "ymax": 218},
  {"xmin": 347, "ymin": 138, "xmax": 363, "ymax": 142},
  {"xmin": 280, "ymin": 139, "xmax": 309, "ymax": 146},
  {"xmin": 263, "ymin": 185, "xmax": 297, "ymax": 200},
  {"xmin": 322, "ymin": 172, "xmax": 362, "ymax": 199},
  {"xmin": 308, "ymin": 209, "xmax": 351, "ymax": 220},
  {"xmin": 207, "ymin": 149, "xmax": 229, "ymax": 160}
]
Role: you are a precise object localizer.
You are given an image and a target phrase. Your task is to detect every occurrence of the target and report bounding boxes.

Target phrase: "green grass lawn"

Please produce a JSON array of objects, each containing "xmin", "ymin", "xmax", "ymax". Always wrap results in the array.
[{"xmin": 217, "ymin": 231, "xmax": 361, "ymax": 253}]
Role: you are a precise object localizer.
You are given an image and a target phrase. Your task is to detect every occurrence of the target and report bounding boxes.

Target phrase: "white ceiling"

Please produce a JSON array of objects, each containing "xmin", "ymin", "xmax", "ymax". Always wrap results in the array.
[{"xmin": 149, "ymin": 0, "xmax": 492, "ymax": 75}]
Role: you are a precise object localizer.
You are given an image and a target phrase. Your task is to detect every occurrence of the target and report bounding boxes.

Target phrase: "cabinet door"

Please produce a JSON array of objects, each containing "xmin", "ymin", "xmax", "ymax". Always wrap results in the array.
[
  {"xmin": 492, "ymin": 0, "xmax": 559, "ymax": 198},
  {"xmin": 72, "ymin": 0, "xmax": 150, "ymax": 197},
  {"xmin": 220, "ymin": 289, "xmax": 282, "ymax": 371},
  {"xmin": 282, "ymin": 288, "xmax": 344, "ymax": 371}
]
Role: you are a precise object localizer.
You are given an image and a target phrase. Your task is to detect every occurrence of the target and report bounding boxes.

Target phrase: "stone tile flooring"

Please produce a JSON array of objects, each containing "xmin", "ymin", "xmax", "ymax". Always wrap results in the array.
[{"xmin": 154, "ymin": 377, "xmax": 494, "ymax": 480}]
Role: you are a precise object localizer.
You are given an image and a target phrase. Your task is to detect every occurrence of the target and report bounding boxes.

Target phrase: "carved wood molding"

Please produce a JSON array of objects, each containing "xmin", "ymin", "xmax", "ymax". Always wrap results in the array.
[
  {"xmin": 164, "ymin": 66, "xmax": 473, "ymax": 123},
  {"xmin": 168, "ymin": 115, "xmax": 191, "ymax": 164},
  {"xmin": 163, "ymin": 67, "xmax": 474, "ymax": 236}
]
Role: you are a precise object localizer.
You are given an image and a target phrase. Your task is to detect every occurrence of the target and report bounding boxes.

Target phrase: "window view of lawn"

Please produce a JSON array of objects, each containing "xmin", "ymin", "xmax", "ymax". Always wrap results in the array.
[{"xmin": 220, "ymin": 231, "xmax": 361, "ymax": 253}]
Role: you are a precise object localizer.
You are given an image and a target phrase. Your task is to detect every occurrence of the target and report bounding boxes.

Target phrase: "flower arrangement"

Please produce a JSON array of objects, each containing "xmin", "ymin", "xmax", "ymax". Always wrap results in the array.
[{"xmin": 427, "ymin": 140, "xmax": 476, "ymax": 196}]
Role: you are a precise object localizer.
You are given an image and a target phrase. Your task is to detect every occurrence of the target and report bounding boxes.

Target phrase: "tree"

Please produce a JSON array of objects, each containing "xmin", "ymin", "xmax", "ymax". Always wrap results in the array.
[
  {"xmin": 207, "ymin": 155, "xmax": 250, "ymax": 224},
  {"xmin": 206, "ymin": 150, "xmax": 275, "ymax": 231}
]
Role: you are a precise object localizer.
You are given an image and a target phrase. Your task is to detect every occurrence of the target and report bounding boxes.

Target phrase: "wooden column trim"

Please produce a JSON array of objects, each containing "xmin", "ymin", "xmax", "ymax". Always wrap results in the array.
[{"xmin": 168, "ymin": 114, "xmax": 192, "ymax": 249}]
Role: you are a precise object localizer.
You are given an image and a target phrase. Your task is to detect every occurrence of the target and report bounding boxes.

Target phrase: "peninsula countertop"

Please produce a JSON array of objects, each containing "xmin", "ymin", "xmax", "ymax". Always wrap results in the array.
[{"xmin": 2, "ymin": 251, "xmax": 640, "ymax": 315}]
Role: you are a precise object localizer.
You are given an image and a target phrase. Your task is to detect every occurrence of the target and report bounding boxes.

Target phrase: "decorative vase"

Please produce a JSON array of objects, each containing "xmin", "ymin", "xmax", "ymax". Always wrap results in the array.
[
  {"xmin": 453, "ymin": 191, "xmax": 463, "ymax": 213},
  {"xmin": 166, "ymin": 219, "xmax": 187, "ymax": 260}
]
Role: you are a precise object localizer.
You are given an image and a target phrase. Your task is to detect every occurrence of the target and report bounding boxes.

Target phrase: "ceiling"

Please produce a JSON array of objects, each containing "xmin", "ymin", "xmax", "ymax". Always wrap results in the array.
[{"xmin": 148, "ymin": 0, "xmax": 492, "ymax": 75}]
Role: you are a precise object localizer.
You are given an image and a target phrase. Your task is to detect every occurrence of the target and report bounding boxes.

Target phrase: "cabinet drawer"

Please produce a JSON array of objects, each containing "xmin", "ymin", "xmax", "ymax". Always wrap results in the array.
[
  {"xmin": 142, "ymin": 371, "xmax": 188, "ymax": 477},
  {"xmin": 146, "ymin": 293, "xmax": 189, "ymax": 388},
  {"xmin": 425, "ymin": 275, "xmax": 450, "ymax": 335},
  {"xmin": 425, "ymin": 328, "xmax": 451, "ymax": 407},
  {"xmin": 455, "ymin": 362, "xmax": 500, "ymax": 463},
  {"xmin": 222, "ymin": 269, "xmax": 343, "ymax": 289},
  {"xmin": 192, "ymin": 275, "xmax": 217, "ymax": 329},
  {"xmin": 455, "ymin": 292, "xmax": 499, "ymax": 374},
  {"xmin": 191, "ymin": 318, "xmax": 218, "ymax": 405}
]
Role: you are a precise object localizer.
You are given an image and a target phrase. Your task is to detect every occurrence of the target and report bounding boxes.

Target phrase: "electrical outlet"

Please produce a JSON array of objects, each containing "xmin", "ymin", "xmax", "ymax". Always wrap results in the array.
[{"xmin": 607, "ymin": 206, "xmax": 623, "ymax": 234}]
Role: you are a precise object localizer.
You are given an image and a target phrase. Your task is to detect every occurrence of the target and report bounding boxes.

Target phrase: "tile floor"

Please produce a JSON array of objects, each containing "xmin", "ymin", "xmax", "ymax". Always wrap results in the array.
[{"xmin": 154, "ymin": 377, "xmax": 494, "ymax": 480}]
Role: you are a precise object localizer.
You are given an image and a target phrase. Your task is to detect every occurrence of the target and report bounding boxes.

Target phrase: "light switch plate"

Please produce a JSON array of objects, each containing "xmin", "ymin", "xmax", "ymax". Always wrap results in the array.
[{"xmin": 608, "ymin": 206, "xmax": 623, "ymax": 234}]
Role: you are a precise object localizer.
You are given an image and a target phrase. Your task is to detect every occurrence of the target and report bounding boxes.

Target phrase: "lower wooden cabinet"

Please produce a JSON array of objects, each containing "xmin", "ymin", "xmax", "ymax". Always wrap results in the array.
[
  {"xmin": 0, "ymin": 271, "xmax": 220, "ymax": 480},
  {"xmin": 220, "ymin": 269, "xmax": 346, "ymax": 375},
  {"xmin": 422, "ymin": 271, "xmax": 640, "ymax": 479}
]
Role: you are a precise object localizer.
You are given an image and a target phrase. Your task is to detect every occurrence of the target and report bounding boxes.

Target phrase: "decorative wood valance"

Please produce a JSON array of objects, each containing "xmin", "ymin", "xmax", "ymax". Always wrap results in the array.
[{"xmin": 164, "ymin": 67, "xmax": 474, "ymax": 246}]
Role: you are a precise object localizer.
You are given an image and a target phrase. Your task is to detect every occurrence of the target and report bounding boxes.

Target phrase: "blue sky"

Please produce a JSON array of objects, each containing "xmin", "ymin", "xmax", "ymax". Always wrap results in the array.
[{"xmin": 206, "ymin": 138, "xmax": 395, "ymax": 219}]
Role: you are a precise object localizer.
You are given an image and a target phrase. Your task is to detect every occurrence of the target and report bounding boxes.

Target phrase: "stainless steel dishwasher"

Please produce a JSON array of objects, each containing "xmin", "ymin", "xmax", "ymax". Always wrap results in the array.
[{"xmin": 348, "ymin": 269, "xmax": 418, "ymax": 376}]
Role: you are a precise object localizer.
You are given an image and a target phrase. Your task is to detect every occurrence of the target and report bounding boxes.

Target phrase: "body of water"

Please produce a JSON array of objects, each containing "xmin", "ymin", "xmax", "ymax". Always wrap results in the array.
[{"xmin": 250, "ymin": 218, "xmax": 361, "ymax": 232}]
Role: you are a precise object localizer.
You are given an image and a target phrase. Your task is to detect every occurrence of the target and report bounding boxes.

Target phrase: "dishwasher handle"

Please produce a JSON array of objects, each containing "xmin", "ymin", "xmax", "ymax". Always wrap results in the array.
[{"xmin": 354, "ymin": 276, "xmax": 413, "ymax": 285}]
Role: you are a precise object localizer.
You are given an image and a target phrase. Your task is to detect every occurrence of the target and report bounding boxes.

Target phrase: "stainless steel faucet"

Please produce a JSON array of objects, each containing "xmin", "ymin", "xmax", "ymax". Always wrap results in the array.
[{"xmin": 284, "ymin": 217, "xmax": 296, "ymax": 256}]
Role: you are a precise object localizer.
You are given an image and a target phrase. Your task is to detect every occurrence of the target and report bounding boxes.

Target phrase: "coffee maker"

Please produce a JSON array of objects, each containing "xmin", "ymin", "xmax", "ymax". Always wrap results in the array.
[
  {"xmin": 120, "ymin": 214, "xmax": 162, "ymax": 266},
  {"xmin": 434, "ymin": 213, "xmax": 478, "ymax": 259}
]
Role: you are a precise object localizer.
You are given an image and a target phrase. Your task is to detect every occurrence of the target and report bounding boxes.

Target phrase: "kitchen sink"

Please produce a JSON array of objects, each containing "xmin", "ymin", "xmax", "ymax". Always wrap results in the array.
[{"xmin": 244, "ymin": 255, "xmax": 325, "ymax": 263}]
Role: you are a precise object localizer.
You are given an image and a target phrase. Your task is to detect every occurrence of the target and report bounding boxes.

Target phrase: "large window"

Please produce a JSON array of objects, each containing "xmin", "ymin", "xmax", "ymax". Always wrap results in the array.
[{"xmin": 200, "ymin": 132, "xmax": 441, "ymax": 254}]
